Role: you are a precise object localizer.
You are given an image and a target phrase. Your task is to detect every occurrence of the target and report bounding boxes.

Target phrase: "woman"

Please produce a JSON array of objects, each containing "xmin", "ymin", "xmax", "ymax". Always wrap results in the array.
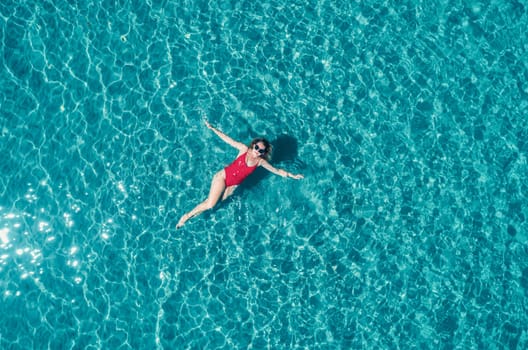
[{"xmin": 176, "ymin": 120, "xmax": 304, "ymax": 228}]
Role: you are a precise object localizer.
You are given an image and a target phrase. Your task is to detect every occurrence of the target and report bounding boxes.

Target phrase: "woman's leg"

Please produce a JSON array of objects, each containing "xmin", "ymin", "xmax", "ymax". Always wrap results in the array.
[
  {"xmin": 221, "ymin": 185, "xmax": 237, "ymax": 201},
  {"xmin": 176, "ymin": 170, "xmax": 226, "ymax": 228}
]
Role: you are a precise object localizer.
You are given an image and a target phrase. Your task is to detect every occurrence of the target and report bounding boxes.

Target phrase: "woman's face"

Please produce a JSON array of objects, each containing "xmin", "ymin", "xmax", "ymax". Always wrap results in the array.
[{"xmin": 252, "ymin": 142, "xmax": 267, "ymax": 157}]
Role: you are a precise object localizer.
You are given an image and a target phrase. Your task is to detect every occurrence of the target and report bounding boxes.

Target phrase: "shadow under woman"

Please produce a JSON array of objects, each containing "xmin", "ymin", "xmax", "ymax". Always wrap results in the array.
[{"xmin": 238, "ymin": 134, "xmax": 300, "ymax": 192}]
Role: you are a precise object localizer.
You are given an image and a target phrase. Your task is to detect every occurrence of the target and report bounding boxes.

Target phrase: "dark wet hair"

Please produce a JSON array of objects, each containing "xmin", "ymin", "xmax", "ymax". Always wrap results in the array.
[{"xmin": 249, "ymin": 138, "xmax": 272, "ymax": 160}]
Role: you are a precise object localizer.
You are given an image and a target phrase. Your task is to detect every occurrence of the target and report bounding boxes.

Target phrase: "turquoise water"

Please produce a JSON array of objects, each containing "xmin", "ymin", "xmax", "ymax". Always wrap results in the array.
[{"xmin": 1, "ymin": 0, "xmax": 527, "ymax": 348}]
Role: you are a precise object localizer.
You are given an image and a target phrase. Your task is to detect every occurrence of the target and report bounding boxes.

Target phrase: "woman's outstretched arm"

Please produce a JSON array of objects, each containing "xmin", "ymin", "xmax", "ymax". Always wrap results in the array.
[
  {"xmin": 259, "ymin": 159, "xmax": 304, "ymax": 179},
  {"xmin": 205, "ymin": 120, "xmax": 247, "ymax": 152}
]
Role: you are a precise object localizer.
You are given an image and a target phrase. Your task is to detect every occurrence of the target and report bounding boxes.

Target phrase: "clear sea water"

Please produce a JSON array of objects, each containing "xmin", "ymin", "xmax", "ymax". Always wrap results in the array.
[{"xmin": 1, "ymin": 0, "xmax": 527, "ymax": 349}]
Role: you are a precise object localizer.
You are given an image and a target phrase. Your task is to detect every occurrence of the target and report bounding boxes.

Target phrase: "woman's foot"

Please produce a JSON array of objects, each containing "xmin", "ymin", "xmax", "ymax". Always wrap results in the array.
[{"xmin": 176, "ymin": 214, "xmax": 189, "ymax": 229}]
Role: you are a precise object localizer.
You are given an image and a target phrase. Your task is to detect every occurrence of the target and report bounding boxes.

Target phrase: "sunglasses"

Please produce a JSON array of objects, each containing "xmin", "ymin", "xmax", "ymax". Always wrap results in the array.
[{"xmin": 254, "ymin": 144, "xmax": 266, "ymax": 154}]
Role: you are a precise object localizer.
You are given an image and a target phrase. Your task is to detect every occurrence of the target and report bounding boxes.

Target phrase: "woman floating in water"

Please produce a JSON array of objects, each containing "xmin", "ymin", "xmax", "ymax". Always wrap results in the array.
[{"xmin": 176, "ymin": 120, "xmax": 304, "ymax": 228}]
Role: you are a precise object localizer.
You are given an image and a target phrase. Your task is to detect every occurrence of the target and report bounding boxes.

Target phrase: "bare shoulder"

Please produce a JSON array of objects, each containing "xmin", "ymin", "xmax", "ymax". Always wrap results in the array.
[
  {"xmin": 237, "ymin": 144, "xmax": 249, "ymax": 154},
  {"xmin": 258, "ymin": 158, "xmax": 273, "ymax": 168}
]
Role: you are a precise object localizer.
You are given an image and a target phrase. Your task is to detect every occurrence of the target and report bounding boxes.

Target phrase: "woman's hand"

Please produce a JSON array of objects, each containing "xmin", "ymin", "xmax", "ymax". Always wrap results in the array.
[
  {"xmin": 281, "ymin": 169, "xmax": 303, "ymax": 179},
  {"xmin": 204, "ymin": 120, "xmax": 213, "ymax": 130},
  {"xmin": 289, "ymin": 173, "xmax": 304, "ymax": 180}
]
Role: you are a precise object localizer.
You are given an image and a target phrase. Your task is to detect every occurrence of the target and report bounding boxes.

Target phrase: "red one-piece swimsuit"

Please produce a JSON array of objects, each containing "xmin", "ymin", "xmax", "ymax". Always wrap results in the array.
[{"xmin": 224, "ymin": 152, "xmax": 258, "ymax": 187}]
